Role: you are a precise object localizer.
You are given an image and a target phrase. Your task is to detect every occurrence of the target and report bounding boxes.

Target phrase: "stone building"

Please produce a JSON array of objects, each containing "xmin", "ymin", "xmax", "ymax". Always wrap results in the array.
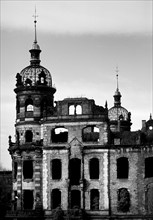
[{"xmin": 7, "ymin": 18, "xmax": 153, "ymax": 220}]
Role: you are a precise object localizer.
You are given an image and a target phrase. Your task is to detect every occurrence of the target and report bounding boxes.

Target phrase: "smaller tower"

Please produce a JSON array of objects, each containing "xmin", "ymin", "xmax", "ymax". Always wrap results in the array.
[{"xmin": 108, "ymin": 68, "xmax": 132, "ymax": 132}]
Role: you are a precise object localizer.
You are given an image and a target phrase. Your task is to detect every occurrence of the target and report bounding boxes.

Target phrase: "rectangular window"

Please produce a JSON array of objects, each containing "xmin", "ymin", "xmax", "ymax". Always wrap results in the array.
[{"xmin": 23, "ymin": 160, "xmax": 33, "ymax": 179}]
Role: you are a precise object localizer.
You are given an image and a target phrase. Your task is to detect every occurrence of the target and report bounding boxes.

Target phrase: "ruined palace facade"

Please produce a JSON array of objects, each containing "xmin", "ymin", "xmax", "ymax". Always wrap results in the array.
[{"xmin": 7, "ymin": 22, "xmax": 153, "ymax": 220}]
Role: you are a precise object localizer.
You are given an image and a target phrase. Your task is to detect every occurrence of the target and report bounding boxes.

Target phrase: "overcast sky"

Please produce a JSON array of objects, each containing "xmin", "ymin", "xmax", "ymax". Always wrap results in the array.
[{"xmin": 1, "ymin": 1, "xmax": 152, "ymax": 170}]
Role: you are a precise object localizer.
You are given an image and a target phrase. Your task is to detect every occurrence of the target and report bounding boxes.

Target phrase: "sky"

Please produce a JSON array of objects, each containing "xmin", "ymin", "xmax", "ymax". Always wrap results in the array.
[{"xmin": 0, "ymin": 0, "xmax": 152, "ymax": 170}]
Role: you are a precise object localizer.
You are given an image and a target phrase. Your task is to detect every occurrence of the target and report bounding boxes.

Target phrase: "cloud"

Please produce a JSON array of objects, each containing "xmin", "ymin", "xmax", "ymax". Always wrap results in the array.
[{"xmin": 1, "ymin": 1, "xmax": 152, "ymax": 35}]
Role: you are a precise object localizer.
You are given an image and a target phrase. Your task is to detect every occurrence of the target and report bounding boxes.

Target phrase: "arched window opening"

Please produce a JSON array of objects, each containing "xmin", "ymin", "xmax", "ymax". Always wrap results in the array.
[
  {"xmin": 76, "ymin": 105, "xmax": 82, "ymax": 115},
  {"xmin": 23, "ymin": 160, "xmax": 33, "ymax": 179},
  {"xmin": 69, "ymin": 105, "xmax": 75, "ymax": 115},
  {"xmin": 117, "ymin": 157, "xmax": 129, "ymax": 179},
  {"xmin": 41, "ymin": 77, "xmax": 44, "ymax": 84},
  {"xmin": 117, "ymin": 188, "xmax": 130, "ymax": 212},
  {"xmin": 69, "ymin": 158, "xmax": 81, "ymax": 185},
  {"xmin": 71, "ymin": 190, "xmax": 81, "ymax": 209},
  {"xmin": 89, "ymin": 158, "xmax": 99, "ymax": 179},
  {"xmin": 51, "ymin": 189, "xmax": 61, "ymax": 209},
  {"xmin": 51, "ymin": 159, "xmax": 62, "ymax": 180},
  {"xmin": 25, "ymin": 99, "xmax": 33, "ymax": 112},
  {"xmin": 51, "ymin": 127, "xmax": 68, "ymax": 143},
  {"xmin": 90, "ymin": 189, "xmax": 99, "ymax": 210},
  {"xmin": 14, "ymin": 162, "xmax": 17, "ymax": 179},
  {"xmin": 145, "ymin": 157, "xmax": 153, "ymax": 178},
  {"xmin": 23, "ymin": 190, "xmax": 34, "ymax": 210},
  {"xmin": 82, "ymin": 126, "xmax": 99, "ymax": 142},
  {"xmin": 25, "ymin": 130, "xmax": 33, "ymax": 142}
]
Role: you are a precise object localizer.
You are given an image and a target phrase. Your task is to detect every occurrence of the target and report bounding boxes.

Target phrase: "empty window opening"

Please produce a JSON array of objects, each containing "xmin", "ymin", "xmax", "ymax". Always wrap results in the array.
[
  {"xmin": 90, "ymin": 189, "xmax": 99, "ymax": 210},
  {"xmin": 25, "ymin": 98, "xmax": 33, "ymax": 112},
  {"xmin": 117, "ymin": 188, "xmax": 130, "ymax": 213},
  {"xmin": 71, "ymin": 190, "xmax": 81, "ymax": 209},
  {"xmin": 69, "ymin": 105, "xmax": 75, "ymax": 115},
  {"xmin": 51, "ymin": 189, "xmax": 61, "ymax": 209},
  {"xmin": 69, "ymin": 158, "xmax": 81, "ymax": 185},
  {"xmin": 23, "ymin": 160, "xmax": 33, "ymax": 179},
  {"xmin": 23, "ymin": 190, "xmax": 34, "ymax": 210},
  {"xmin": 82, "ymin": 126, "xmax": 99, "ymax": 142},
  {"xmin": 51, "ymin": 159, "xmax": 62, "ymax": 180},
  {"xmin": 117, "ymin": 157, "xmax": 129, "ymax": 179},
  {"xmin": 41, "ymin": 77, "xmax": 44, "ymax": 83},
  {"xmin": 51, "ymin": 127, "xmax": 68, "ymax": 143},
  {"xmin": 76, "ymin": 105, "xmax": 82, "ymax": 114},
  {"xmin": 14, "ymin": 162, "xmax": 18, "ymax": 179},
  {"xmin": 25, "ymin": 130, "xmax": 33, "ymax": 142},
  {"xmin": 145, "ymin": 157, "xmax": 153, "ymax": 178},
  {"xmin": 89, "ymin": 158, "xmax": 99, "ymax": 179}
]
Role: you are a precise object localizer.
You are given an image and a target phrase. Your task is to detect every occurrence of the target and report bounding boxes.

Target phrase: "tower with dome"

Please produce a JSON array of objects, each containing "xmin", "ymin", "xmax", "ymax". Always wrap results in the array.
[{"xmin": 7, "ymin": 15, "xmax": 153, "ymax": 220}]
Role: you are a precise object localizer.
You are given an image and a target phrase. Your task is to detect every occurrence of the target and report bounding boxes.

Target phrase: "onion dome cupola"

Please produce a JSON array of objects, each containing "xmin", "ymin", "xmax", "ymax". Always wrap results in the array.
[
  {"xmin": 108, "ymin": 69, "xmax": 132, "ymax": 132},
  {"xmin": 14, "ymin": 14, "xmax": 56, "ymax": 123}
]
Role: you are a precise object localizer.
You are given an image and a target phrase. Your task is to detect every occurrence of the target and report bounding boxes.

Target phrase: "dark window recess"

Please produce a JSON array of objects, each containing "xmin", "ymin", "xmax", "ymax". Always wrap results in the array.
[
  {"xmin": 51, "ymin": 189, "xmax": 61, "ymax": 209},
  {"xmin": 25, "ymin": 130, "xmax": 33, "ymax": 142},
  {"xmin": 82, "ymin": 126, "xmax": 99, "ymax": 142},
  {"xmin": 117, "ymin": 188, "xmax": 130, "ymax": 213},
  {"xmin": 71, "ymin": 190, "xmax": 81, "ymax": 209},
  {"xmin": 51, "ymin": 127, "xmax": 68, "ymax": 143},
  {"xmin": 23, "ymin": 160, "xmax": 33, "ymax": 179},
  {"xmin": 90, "ymin": 189, "xmax": 99, "ymax": 210},
  {"xmin": 89, "ymin": 158, "xmax": 99, "ymax": 179},
  {"xmin": 69, "ymin": 158, "xmax": 81, "ymax": 185},
  {"xmin": 117, "ymin": 157, "xmax": 129, "ymax": 179},
  {"xmin": 52, "ymin": 159, "xmax": 62, "ymax": 180},
  {"xmin": 17, "ymin": 99, "xmax": 20, "ymax": 113},
  {"xmin": 14, "ymin": 162, "xmax": 18, "ymax": 179},
  {"xmin": 23, "ymin": 190, "xmax": 33, "ymax": 210},
  {"xmin": 16, "ymin": 131, "xmax": 19, "ymax": 144},
  {"xmin": 145, "ymin": 157, "xmax": 153, "ymax": 178}
]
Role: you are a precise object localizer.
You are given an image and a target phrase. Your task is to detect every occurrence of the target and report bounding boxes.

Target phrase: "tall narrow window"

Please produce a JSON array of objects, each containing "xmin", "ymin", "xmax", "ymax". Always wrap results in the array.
[
  {"xmin": 51, "ymin": 159, "xmax": 62, "ymax": 180},
  {"xmin": 69, "ymin": 105, "xmax": 75, "ymax": 115},
  {"xmin": 117, "ymin": 157, "xmax": 129, "ymax": 179},
  {"xmin": 71, "ymin": 190, "xmax": 80, "ymax": 209},
  {"xmin": 51, "ymin": 189, "xmax": 61, "ymax": 209},
  {"xmin": 25, "ymin": 98, "xmax": 33, "ymax": 111},
  {"xmin": 90, "ymin": 189, "xmax": 99, "ymax": 210},
  {"xmin": 117, "ymin": 188, "xmax": 130, "ymax": 212},
  {"xmin": 76, "ymin": 105, "xmax": 82, "ymax": 115},
  {"xmin": 23, "ymin": 160, "xmax": 33, "ymax": 179},
  {"xmin": 145, "ymin": 157, "xmax": 153, "ymax": 178},
  {"xmin": 89, "ymin": 158, "xmax": 99, "ymax": 179},
  {"xmin": 69, "ymin": 158, "xmax": 81, "ymax": 185},
  {"xmin": 23, "ymin": 190, "xmax": 34, "ymax": 210},
  {"xmin": 25, "ymin": 130, "xmax": 33, "ymax": 142}
]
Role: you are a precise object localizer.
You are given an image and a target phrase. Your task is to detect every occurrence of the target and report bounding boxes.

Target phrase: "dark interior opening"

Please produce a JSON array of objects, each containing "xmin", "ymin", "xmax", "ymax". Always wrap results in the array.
[
  {"xmin": 90, "ymin": 189, "xmax": 99, "ymax": 210},
  {"xmin": 25, "ymin": 130, "xmax": 33, "ymax": 142},
  {"xmin": 89, "ymin": 158, "xmax": 99, "ymax": 179},
  {"xmin": 145, "ymin": 157, "xmax": 153, "ymax": 178},
  {"xmin": 52, "ymin": 159, "xmax": 62, "ymax": 180},
  {"xmin": 51, "ymin": 127, "xmax": 68, "ymax": 143},
  {"xmin": 82, "ymin": 126, "xmax": 99, "ymax": 142},
  {"xmin": 51, "ymin": 189, "xmax": 61, "ymax": 209},
  {"xmin": 117, "ymin": 157, "xmax": 129, "ymax": 179},
  {"xmin": 71, "ymin": 190, "xmax": 81, "ymax": 209},
  {"xmin": 23, "ymin": 160, "xmax": 33, "ymax": 179},
  {"xmin": 14, "ymin": 162, "xmax": 17, "ymax": 179},
  {"xmin": 69, "ymin": 158, "xmax": 81, "ymax": 185},
  {"xmin": 23, "ymin": 190, "xmax": 33, "ymax": 210}
]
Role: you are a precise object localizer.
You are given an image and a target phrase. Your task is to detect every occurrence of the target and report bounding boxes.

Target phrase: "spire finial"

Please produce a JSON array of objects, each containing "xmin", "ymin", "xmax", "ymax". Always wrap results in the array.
[
  {"xmin": 33, "ymin": 6, "xmax": 38, "ymax": 43},
  {"xmin": 115, "ymin": 66, "xmax": 119, "ymax": 90}
]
